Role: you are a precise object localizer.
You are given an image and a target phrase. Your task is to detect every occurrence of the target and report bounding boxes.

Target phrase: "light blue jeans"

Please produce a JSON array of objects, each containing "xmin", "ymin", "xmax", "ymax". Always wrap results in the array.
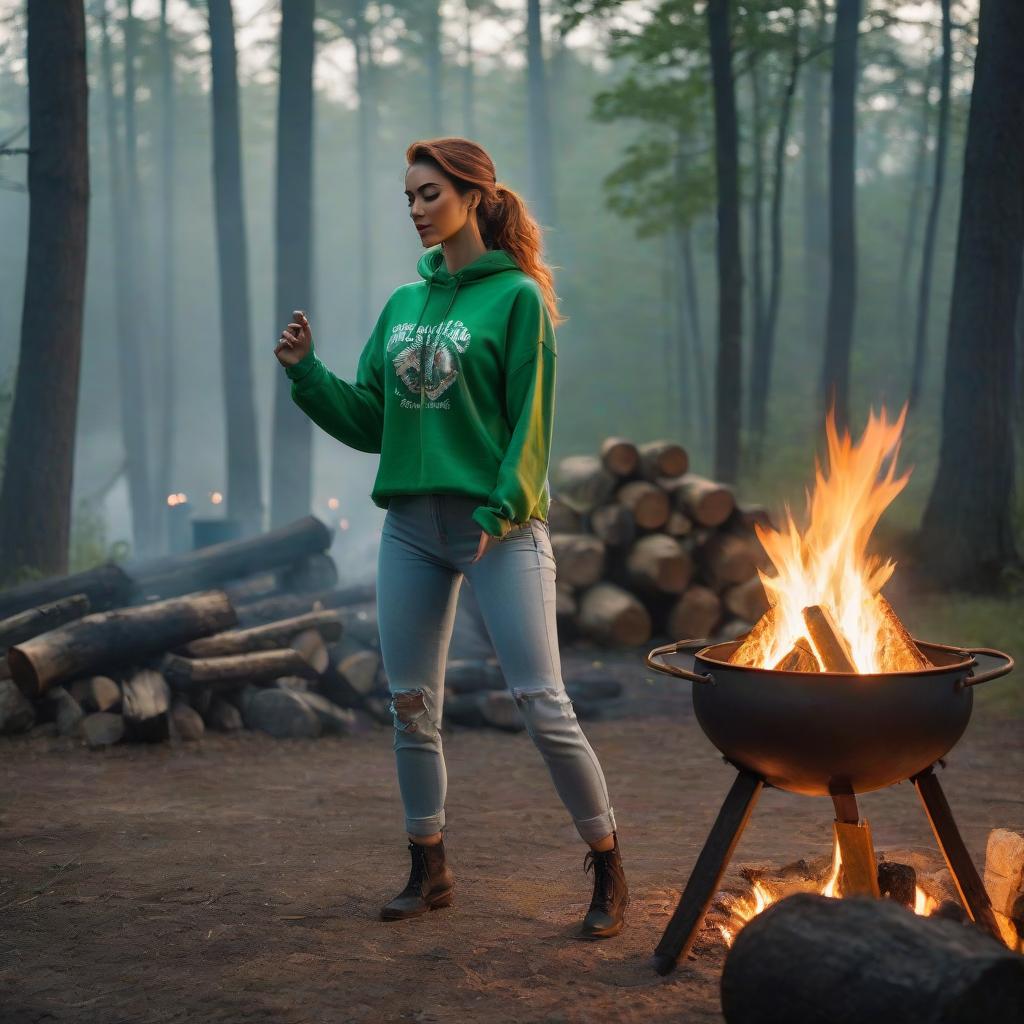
[{"xmin": 377, "ymin": 492, "xmax": 617, "ymax": 845}]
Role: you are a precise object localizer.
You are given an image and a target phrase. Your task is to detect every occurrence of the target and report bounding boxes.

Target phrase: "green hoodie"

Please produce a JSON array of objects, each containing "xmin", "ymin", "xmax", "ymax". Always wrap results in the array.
[{"xmin": 283, "ymin": 245, "xmax": 557, "ymax": 539}]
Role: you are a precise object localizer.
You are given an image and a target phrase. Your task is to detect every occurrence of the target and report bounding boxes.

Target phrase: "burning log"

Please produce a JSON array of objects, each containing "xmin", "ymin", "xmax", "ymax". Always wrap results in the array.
[
  {"xmin": 7, "ymin": 590, "xmax": 237, "ymax": 697},
  {"xmin": 876, "ymin": 593, "xmax": 932, "ymax": 670},
  {"xmin": 728, "ymin": 607, "xmax": 778, "ymax": 667},
  {"xmin": 577, "ymin": 582, "xmax": 652, "ymax": 647},
  {"xmin": 802, "ymin": 605, "xmax": 857, "ymax": 672},
  {"xmin": 599, "ymin": 437, "xmax": 639, "ymax": 477},
  {"xmin": 160, "ymin": 648, "xmax": 319, "ymax": 690},
  {"xmin": 615, "ymin": 480, "xmax": 670, "ymax": 531},
  {"xmin": 773, "ymin": 639, "xmax": 820, "ymax": 673},
  {"xmin": 179, "ymin": 610, "xmax": 342, "ymax": 657},
  {"xmin": 720, "ymin": 893, "xmax": 1024, "ymax": 1024},
  {"xmin": 877, "ymin": 861, "xmax": 918, "ymax": 908}
]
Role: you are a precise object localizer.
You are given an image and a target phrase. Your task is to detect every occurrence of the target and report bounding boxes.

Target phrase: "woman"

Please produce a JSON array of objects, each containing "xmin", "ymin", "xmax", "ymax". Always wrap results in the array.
[{"xmin": 274, "ymin": 138, "xmax": 627, "ymax": 940}]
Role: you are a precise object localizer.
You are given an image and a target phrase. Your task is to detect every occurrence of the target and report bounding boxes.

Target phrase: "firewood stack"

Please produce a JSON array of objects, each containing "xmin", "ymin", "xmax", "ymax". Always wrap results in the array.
[
  {"xmin": 0, "ymin": 514, "xmax": 628, "ymax": 746},
  {"xmin": 548, "ymin": 438, "xmax": 774, "ymax": 648}
]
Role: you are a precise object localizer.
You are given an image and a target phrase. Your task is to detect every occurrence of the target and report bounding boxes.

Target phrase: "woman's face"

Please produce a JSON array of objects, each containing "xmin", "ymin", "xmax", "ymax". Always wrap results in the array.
[{"xmin": 405, "ymin": 162, "xmax": 478, "ymax": 247}]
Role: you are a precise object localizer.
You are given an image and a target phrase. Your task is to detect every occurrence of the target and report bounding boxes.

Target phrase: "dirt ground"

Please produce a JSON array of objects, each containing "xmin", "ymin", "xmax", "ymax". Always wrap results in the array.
[{"xmin": 1, "ymin": 645, "xmax": 1021, "ymax": 1024}]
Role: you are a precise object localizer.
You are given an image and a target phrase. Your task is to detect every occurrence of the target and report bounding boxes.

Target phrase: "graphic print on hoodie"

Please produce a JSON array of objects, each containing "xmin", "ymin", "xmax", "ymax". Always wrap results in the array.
[{"xmin": 283, "ymin": 245, "xmax": 557, "ymax": 539}]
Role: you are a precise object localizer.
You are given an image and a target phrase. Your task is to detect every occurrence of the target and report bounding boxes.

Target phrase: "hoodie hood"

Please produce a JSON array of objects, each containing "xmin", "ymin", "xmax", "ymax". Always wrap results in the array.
[{"xmin": 416, "ymin": 246, "xmax": 519, "ymax": 286}]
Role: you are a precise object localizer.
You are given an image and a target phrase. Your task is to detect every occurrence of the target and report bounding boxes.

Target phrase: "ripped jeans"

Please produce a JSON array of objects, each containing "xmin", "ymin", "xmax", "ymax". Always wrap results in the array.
[{"xmin": 376, "ymin": 493, "xmax": 617, "ymax": 845}]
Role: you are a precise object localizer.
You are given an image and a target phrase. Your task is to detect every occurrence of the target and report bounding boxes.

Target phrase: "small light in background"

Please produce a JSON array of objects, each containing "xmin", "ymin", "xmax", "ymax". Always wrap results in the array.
[
  {"xmin": 210, "ymin": 491, "xmax": 223, "ymax": 505},
  {"xmin": 327, "ymin": 497, "xmax": 340, "ymax": 510},
  {"xmin": 338, "ymin": 518, "xmax": 349, "ymax": 530}
]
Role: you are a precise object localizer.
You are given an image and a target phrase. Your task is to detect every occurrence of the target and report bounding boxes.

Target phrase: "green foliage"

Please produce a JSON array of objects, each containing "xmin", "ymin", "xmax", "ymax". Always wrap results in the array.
[{"xmin": 69, "ymin": 498, "xmax": 131, "ymax": 574}]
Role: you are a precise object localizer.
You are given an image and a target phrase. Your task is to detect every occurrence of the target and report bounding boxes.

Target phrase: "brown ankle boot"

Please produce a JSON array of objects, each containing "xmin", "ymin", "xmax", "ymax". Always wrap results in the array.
[
  {"xmin": 379, "ymin": 837, "xmax": 454, "ymax": 921},
  {"xmin": 576, "ymin": 831, "xmax": 628, "ymax": 939}
]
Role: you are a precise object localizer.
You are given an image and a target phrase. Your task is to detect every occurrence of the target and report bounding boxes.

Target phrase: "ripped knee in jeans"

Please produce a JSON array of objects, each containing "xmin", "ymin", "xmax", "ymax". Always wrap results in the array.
[
  {"xmin": 389, "ymin": 688, "xmax": 433, "ymax": 736},
  {"xmin": 511, "ymin": 685, "xmax": 575, "ymax": 721}
]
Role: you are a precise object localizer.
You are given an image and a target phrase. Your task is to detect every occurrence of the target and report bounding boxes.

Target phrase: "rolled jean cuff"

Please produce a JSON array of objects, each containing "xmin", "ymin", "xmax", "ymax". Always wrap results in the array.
[
  {"xmin": 574, "ymin": 807, "xmax": 616, "ymax": 845},
  {"xmin": 406, "ymin": 811, "xmax": 445, "ymax": 836}
]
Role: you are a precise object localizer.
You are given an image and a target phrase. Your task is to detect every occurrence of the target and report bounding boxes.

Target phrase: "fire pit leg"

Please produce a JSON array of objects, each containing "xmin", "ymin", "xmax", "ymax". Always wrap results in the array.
[
  {"xmin": 912, "ymin": 766, "xmax": 1002, "ymax": 940},
  {"xmin": 830, "ymin": 792, "xmax": 881, "ymax": 898},
  {"xmin": 651, "ymin": 769, "xmax": 764, "ymax": 975}
]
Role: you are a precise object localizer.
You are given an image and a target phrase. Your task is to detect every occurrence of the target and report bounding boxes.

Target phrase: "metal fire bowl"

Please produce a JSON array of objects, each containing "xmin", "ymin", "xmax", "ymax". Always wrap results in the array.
[{"xmin": 646, "ymin": 637, "xmax": 1015, "ymax": 797}]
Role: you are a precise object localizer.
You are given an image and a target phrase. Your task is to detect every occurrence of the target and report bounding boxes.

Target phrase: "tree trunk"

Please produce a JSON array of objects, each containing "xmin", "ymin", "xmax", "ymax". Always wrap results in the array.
[
  {"xmin": 526, "ymin": 0, "xmax": 556, "ymax": 227},
  {"xmin": 801, "ymin": 0, "xmax": 829, "ymax": 341},
  {"xmin": 208, "ymin": 0, "xmax": 264, "ymax": 537},
  {"xmin": 909, "ymin": 0, "xmax": 952, "ymax": 409},
  {"xmin": 707, "ymin": 0, "xmax": 743, "ymax": 483},
  {"xmin": 157, "ymin": 0, "xmax": 179, "ymax": 536},
  {"xmin": 747, "ymin": 58, "xmax": 766, "ymax": 439},
  {"xmin": 352, "ymin": 7, "xmax": 376, "ymax": 333},
  {"xmin": 821, "ymin": 0, "xmax": 860, "ymax": 430},
  {"xmin": 270, "ymin": 0, "xmax": 316, "ymax": 529},
  {"xmin": 917, "ymin": 0, "xmax": 1024, "ymax": 588},
  {"xmin": 0, "ymin": 0, "xmax": 88, "ymax": 582},
  {"xmin": 680, "ymin": 224, "xmax": 710, "ymax": 454}
]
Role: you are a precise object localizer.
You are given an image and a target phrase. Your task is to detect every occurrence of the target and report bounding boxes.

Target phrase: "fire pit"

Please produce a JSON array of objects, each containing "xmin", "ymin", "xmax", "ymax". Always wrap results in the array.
[{"xmin": 642, "ymin": 406, "xmax": 1016, "ymax": 974}]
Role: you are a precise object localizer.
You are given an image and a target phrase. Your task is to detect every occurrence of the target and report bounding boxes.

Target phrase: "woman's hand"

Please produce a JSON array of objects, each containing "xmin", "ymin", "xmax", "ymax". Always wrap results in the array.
[
  {"xmin": 274, "ymin": 309, "xmax": 313, "ymax": 367},
  {"xmin": 471, "ymin": 529, "xmax": 500, "ymax": 564}
]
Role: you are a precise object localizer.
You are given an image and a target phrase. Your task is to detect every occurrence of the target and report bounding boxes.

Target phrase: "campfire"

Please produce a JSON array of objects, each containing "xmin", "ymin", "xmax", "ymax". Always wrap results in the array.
[
  {"xmin": 644, "ymin": 406, "xmax": 1015, "ymax": 974},
  {"xmin": 727, "ymin": 403, "xmax": 927, "ymax": 676}
]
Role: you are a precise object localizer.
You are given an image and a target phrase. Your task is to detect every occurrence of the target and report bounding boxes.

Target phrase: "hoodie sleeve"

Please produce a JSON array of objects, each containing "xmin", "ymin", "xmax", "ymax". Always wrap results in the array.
[
  {"xmin": 283, "ymin": 307, "xmax": 387, "ymax": 455},
  {"xmin": 472, "ymin": 285, "xmax": 557, "ymax": 539}
]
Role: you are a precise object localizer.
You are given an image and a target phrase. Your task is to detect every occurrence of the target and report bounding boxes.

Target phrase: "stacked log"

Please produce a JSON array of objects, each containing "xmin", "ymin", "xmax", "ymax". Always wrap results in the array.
[
  {"xmin": 549, "ymin": 439, "xmax": 773, "ymax": 648},
  {"xmin": 0, "ymin": 516, "xmax": 396, "ymax": 746}
]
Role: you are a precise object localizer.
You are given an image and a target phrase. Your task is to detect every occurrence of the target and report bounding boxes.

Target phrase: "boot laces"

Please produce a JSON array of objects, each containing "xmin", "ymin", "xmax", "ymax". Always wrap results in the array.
[
  {"xmin": 583, "ymin": 848, "xmax": 617, "ymax": 911},
  {"xmin": 402, "ymin": 841, "xmax": 429, "ymax": 894}
]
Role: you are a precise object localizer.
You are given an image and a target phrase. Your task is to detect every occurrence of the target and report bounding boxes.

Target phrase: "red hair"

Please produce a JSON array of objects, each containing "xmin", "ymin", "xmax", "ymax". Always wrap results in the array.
[{"xmin": 405, "ymin": 137, "xmax": 565, "ymax": 327}]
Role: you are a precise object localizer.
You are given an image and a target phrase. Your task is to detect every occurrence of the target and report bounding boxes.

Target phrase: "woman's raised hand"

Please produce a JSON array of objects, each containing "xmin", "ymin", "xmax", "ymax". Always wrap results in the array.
[{"xmin": 274, "ymin": 309, "xmax": 313, "ymax": 367}]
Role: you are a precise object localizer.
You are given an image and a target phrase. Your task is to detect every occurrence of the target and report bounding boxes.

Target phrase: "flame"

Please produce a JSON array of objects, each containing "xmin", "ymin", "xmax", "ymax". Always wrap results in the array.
[
  {"xmin": 740, "ymin": 405, "xmax": 914, "ymax": 672},
  {"xmin": 718, "ymin": 836, "xmax": 937, "ymax": 948}
]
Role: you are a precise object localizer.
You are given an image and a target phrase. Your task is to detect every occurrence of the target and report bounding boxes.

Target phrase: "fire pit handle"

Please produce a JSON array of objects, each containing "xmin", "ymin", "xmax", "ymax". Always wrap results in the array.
[
  {"xmin": 645, "ymin": 640, "xmax": 715, "ymax": 686},
  {"xmin": 959, "ymin": 647, "xmax": 1015, "ymax": 689}
]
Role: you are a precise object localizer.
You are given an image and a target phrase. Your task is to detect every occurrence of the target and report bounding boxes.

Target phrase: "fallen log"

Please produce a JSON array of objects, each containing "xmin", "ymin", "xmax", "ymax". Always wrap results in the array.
[
  {"xmin": 7, "ymin": 590, "xmax": 237, "ymax": 697},
  {"xmin": 0, "ymin": 593, "xmax": 91, "ymax": 649},
  {"xmin": 160, "ymin": 648, "xmax": 319, "ymax": 690},
  {"xmin": 720, "ymin": 892, "xmax": 1024, "ymax": 1024},
  {"xmin": 181, "ymin": 610, "xmax": 343, "ymax": 658},
  {"xmin": 0, "ymin": 564, "xmax": 131, "ymax": 620},
  {"xmin": 233, "ymin": 582, "xmax": 376, "ymax": 627},
  {"xmin": 275, "ymin": 552, "xmax": 339, "ymax": 594},
  {"xmin": 125, "ymin": 515, "xmax": 332, "ymax": 601}
]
